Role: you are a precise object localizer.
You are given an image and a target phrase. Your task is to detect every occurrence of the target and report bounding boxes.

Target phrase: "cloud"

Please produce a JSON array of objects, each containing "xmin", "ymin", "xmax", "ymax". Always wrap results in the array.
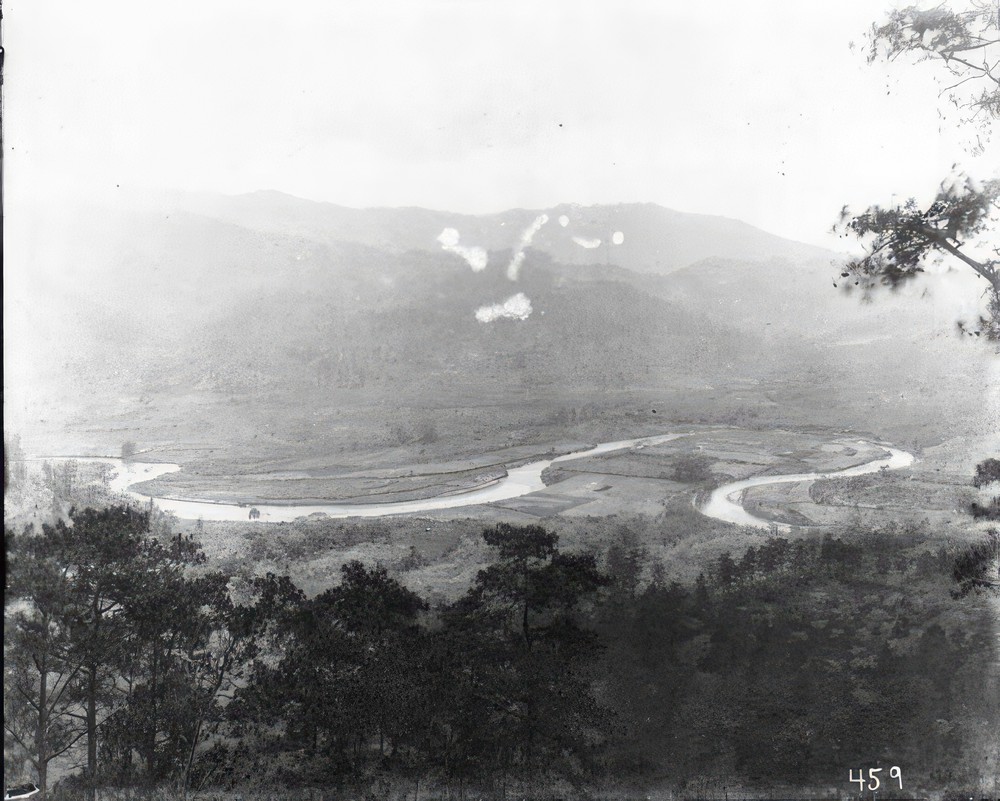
[
  {"xmin": 437, "ymin": 227, "xmax": 488, "ymax": 272},
  {"xmin": 572, "ymin": 236, "xmax": 602, "ymax": 249},
  {"xmin": 558, "ymin": 214, "xmax": 569, "ymax": 227},
  {"xmin": 475, "ymin": 292, "xmax": 533, "ymax": 323},
  {"xmin": 612, "ymin": 230, "xmax": 625, "ymax": 244},
  {"xmin": 506, "ymin": 214, "xmax": 549, "ymax": 280}
]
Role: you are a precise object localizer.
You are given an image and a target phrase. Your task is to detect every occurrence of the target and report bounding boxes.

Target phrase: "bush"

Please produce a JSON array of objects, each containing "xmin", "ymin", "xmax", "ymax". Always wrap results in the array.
[{"xmin": 670, "ymin": 453, "xmax": 714, "ymax": 484}]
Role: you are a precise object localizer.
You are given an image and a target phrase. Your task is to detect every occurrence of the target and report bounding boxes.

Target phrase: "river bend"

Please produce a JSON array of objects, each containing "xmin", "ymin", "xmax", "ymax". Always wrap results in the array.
[{"xmin": 41, "ymin": 436, "xmax": 914, "ymax": 526}]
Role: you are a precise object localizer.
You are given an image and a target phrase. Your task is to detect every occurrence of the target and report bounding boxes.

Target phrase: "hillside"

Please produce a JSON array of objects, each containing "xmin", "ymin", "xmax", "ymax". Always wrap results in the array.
[{"xmin": 5, "ymin": 193, "xmax": 990, "ymax": 473}]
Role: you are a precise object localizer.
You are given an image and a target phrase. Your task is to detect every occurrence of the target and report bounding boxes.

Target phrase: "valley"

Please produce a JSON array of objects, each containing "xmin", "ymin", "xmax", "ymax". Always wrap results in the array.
[
  {"xmin": 8, "ymin": 193, "xmax": 993, "ymax": 562},
  {"xmin": 5, "ymin": 193, "xmax": 997, "ymax": 799},
  {"xmin": 7, "ymin": 1, "xmax": 1000, "ymax": 794}
]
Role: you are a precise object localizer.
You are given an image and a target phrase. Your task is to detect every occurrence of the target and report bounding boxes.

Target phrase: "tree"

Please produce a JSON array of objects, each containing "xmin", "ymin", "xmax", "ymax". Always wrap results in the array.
[
  {"xmin": 953, "ymin": 458, "xmax": 1000, "ymax": 596},
  {"xmin": 868, "ymin": 3, "xmax": 999, "ymax": 140},
  {"xmin": 309, "ymin": 561, "xmax": 428, "ymax": 771},
  {"xmin": 100, "ymin": 549, "xmax": 207, "ymax": 785},
  {"xmin": 5, "ymin": 528, "xmax": 88, "ymax": 799},
  {"xmin": 4, "ymin": 507, "xmax": 205, "ymax": 800},
  {"xmin": 605, "ymin": 526, "xmax": 649, "ymax": 603},
  {"xmin": 714, "ymin": 552, "xmax": 737, "ymax": 588},
  {"xmin": 442, "ymin": 524, "xmax": 611, "ymax": 791},
  {"xmin": 835, "ymin": 176, "xmax": 1000, "ymax": 336},
  {"xmin": 836, "ymin": 2, "xmax": 1000, "ymax": 338},
  {"xmin": 176, "ymin": 572, "xmax": 303, "ymax": 800},
  {"xmin": 236, "ymin": 562, "xmax": 427, "ymax": 785},
  {"xmin": 973, "ymin": 456, "xmax": 1000, "ymax": 486},
  {"xmin": 952, "ymin": 528, "xmax": 1000, "ymax": 596}
]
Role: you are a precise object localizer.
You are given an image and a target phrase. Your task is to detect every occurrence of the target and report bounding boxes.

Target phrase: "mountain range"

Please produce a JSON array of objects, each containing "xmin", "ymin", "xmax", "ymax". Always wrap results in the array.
[
  {"xmin": 175, "ymin": 190, "xmax": 833, "ymax": 275},
  {"xmin": 5, "ymin": 191, "xmax": 989, "ymax": 466}
]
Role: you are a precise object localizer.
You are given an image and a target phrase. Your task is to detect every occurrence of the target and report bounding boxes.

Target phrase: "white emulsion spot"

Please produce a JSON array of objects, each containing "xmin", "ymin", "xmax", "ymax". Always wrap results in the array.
[
  {"xmin": 558, "ymin": 215, "xmax": 569, "ymax": 227},
  {"xmin": 475, "ymin": 292, "xmax": 533, "ymax": 323},
  {"xmin": 612, "ymin": 231, "xmax": 625, "ymax": 245},
  {"xmin": 437, "ymin": 228, "xmax": 488, "ymax": 272},
  {"xmin": 507, "ymin": 214, "xmax": 549, "ymax": 281},
  {"xmin": 572, "ymin": 236, "xmax": 602, "ymax": 249}
]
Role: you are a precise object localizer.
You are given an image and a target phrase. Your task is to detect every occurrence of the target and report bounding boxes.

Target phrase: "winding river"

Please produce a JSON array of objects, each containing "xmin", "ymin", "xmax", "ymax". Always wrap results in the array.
[
  {"xmin": 46, "ymin": 436, "xmax": 914, "ymax": 526},
  {"xmin": 700, "ymin": 443, "xmax": 915, "ymax": 529},
  {"xmin": 83, "ymin": 433, "xmax": 688, "ymax": 523}
]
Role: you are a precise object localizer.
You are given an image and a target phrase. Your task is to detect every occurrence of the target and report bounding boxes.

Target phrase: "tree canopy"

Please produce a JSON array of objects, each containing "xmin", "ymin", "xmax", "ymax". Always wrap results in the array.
[
  {"xmin": 836, "ymin": 2, "xmax": 1000, "ymax": 338},
  {"xmin": 867, "ymin": 2, "xmax": 999, "ymax": 142},
  {"xmin": 6, "ymin": 509, "xmax": 998, "ymax": 797}
]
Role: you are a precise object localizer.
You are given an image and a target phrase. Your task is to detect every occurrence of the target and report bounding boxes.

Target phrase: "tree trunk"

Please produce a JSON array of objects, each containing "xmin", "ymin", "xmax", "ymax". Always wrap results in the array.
[
  {"xmin": 36, "ymin": 658, "xmax": 49, "ymax": 799},
  {"xmin": 37, "ymin": 760, "xmax": 48, "ymax": 801},
  {"xmin": 145, "ymin": 645, "xmax": 159, "ymax": 778},
  {"xmin": 86, "ymin": 664, "xmax": 98, "ymax": 801},
  {"xmin": 521, "ymin": 562, "xmax": 531, "ymax": 650},
  {"xmin": 182, "ymin": 659, "xmax": 229, "ymax": 801}
]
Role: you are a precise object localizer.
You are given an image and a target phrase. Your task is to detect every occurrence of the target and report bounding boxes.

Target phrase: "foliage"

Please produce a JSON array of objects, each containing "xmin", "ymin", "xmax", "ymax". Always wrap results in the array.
[
  {"xmin": 835, "ymin": 176, "xmax": 1000, "ymax": 337},
  {"xmin": 5, "ymin": 527, "xmax": 89, "ymax": 795},
  {"xmin": 953, "ymin": 459, "xmax": 1000, "ymax": 594},
  {"xmin": 3, "ymin": 507, "xmax": 292, "ymax": 799},
  {"xmin": 596, "ymin": 524, "xmax": 998, "ymax": 792},
  {"xmin": 867, "ymin": 2, "xmax": 999, "ymax": 143},
  {"xmin": 6, "ymin": 509, "xmax": 997, "ymax": 797},
  {"xmin": 972, "ymin": 455, "xmax": 1000, "ymax": 486},
  {"xmin": 8, "ymin": 507, "xmax": 188, "ymax": 799},
  {"xmin": 952, "ymin": 528, "xmax": 1000, "ymax": 595},
  {"xmin": 837, "ymin": 2, "xmax": 1000, "ymax": 337},
  {"xmin": 229, "ymin": 525, "xmax": 613, "ymax": 797},
  {"xmin": 669, "ymin": 452, "xmax": 715, "ymax": 484},
  {"xmin": 443, "ymin": 524, "xmax": 611, "ymax": 787}
]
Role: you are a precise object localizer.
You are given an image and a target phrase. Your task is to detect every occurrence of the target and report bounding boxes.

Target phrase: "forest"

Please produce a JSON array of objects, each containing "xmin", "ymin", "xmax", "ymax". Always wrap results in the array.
[{"xmin": 5, "ymin": 508, "xmax": 997, "ymax": 800}]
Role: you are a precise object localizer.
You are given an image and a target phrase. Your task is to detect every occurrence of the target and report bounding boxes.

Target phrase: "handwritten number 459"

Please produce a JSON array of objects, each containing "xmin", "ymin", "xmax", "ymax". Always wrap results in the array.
[{"xmin": 850, "ymin": 767, "xmax": 902, "ymax": 791}]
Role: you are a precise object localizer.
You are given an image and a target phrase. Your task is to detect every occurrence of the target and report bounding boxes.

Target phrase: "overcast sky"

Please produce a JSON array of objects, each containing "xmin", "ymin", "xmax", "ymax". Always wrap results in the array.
[{"xmin": 4, "ymin": 0, "xmax": 995, "ymax": 248}]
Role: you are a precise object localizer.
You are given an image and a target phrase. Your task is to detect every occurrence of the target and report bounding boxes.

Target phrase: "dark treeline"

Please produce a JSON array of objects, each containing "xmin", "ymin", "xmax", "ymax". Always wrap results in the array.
[
  {"xmin": 4, "ymin": 509, "xmax": 997, "ymax": 799},
  {"xmin": 594, "ymin": 526, "xmax": 998, "ymax": 792}
]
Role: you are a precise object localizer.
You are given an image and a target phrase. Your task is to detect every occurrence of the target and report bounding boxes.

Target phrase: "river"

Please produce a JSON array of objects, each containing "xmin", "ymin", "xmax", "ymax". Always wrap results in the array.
[
  {"xmin": 81, "ymin": 433, "xmax": 688, "ymax": 523},
  {"xmin": 44, "ymin": 436, "xmax": 914, "ymax": 526},
  {"xmin": 699, "ymin": 442, "xmax": 915, "ymax": 529}
]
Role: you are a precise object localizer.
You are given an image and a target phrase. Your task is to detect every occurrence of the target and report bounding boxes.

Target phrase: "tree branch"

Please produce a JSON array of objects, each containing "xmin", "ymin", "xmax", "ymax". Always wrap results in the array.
[
  {"xmin": 45, "ymin": 663, "xmax": 86, "ymax": 718},
  {"xmin": 940, "ymin": 52, "xmax": 1000, "ymax": 83},
  {"xmin": 921, "ymin": 225, "xmax": 999, "ymax": 284},
  {"xmin": 3, "ymin": 723, "xmax": 34, "ymax": 753},
  {"xmin": 49, "ymin": 729, "xmax": 89, "ymax": 759},
  {"xmin": 14, "ymin": 684, "xmax": 43, "ymax": 711}
]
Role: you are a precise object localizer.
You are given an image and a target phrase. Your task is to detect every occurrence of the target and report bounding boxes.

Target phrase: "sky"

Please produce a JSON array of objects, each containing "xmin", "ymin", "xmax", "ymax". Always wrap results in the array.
[{"xmin": 4, "ymin": 0, "xmax": 996, "ymax": 249}]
